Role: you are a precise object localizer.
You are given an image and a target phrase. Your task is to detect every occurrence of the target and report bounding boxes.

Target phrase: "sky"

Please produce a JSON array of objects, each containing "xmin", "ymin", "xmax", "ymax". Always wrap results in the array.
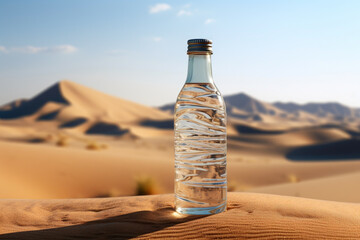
[{"xmin": 0, "ymin": 0, "xmax": 360, "ymax": 107}]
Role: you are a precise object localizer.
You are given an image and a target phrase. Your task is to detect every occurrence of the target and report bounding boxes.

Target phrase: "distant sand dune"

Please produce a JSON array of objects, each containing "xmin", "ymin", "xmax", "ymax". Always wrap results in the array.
[
  {"xmin": 225, "ymin": 92, "xmax": 285, "ymax": 116},
  {"xmin": 0, "ymin": 83, "xmax": 68, "ymax": 119},
  {"xmin": 251, "ymin": 171, "xmax": 360, "ymax": 202},
  {"xmin": 274, "ymin": 101, "xmax": 358, "ymax": 119},
  {"xmin": 229, "ymin": 126, "xmax": 350, "ymax": 148},
  {"xmin": 0, "ymin": 80, "xmax": 171, "ymax": 126},
  {"xmin": 0, "ymin": 80, "xmax": 174, "ymax": 144},
  {"xmin": 287, "ymin": 138, "xmax": 360, "ymax": 161},
  {"xmin": 56, "ymin": 80, "xmax": 171, "ymax": 123},
  {"xmin": 162, "ymin": 92, "xmax": 360, "ymax": 127}
]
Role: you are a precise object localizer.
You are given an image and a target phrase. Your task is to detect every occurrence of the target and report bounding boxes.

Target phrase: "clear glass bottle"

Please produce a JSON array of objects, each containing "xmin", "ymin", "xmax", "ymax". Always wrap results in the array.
[{"xmin": 174, "ymin": 39, "xmax": 227, "ymax": 215}]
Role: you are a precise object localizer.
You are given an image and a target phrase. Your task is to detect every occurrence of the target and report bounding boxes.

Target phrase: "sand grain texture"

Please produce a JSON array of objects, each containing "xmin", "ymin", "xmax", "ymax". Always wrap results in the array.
[{"xmin": 0, "ymin": 193, "xmax": 359, "ymax": 239}]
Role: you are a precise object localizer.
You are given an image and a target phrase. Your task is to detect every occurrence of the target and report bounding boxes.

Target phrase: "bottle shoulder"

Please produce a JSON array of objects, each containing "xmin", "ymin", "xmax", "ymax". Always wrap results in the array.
[{"xmin": 175, "ymin": 83, "xmax": 226, "ymax": 112}]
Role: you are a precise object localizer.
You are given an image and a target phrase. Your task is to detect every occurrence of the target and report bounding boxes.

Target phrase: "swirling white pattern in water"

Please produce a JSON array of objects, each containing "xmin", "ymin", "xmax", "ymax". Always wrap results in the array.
[{"xmin": 175, "ymin": 83, "xmax": 227, "ymax": 215}]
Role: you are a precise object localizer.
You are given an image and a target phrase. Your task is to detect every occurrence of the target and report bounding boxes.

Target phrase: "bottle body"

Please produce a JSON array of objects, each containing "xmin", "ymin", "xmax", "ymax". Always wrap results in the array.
[{"xmin": 174, "ymin": 53, "xmax": 227, "ymax": 215}]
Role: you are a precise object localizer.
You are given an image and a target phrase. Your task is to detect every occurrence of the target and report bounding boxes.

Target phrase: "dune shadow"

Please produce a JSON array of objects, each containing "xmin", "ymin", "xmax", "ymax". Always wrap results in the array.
[
  {"xmin": 60, "ymin": 118, "xmax": 87, "ymax": 128},
  {"xmin": 0, "ymin": 207, "xmax": 205, "ymax": 240},
  {"xmin": 37, "ymin": 109, "xmax": 62, "ymax": 121},
  {"xmin": 140, "ymin": 119, "xmax": 174, "ymax": 129},
  {"xmin": 86, "ymin": 122, "xmax": 129, "ymax": 136},
  {"xmin": 227, "ymin": 136, "xmax": 280, "ymax": 145},
  {"xmin": 27, "ymin": 138, "xmax": 48, "ymax": 143},
  {"xmin": 159, "ymin": 103, "xmax": 175, "ymax": 114},
  {"xmin": 227, "ymin": 111, "xmax": 250, "ymax": 120},
  {"xmin": 233, "ymin": 124, "xmax": 286, "ymax": 135},
  {"xmin": 286, "ymin": 139, "xmax": 360, "ymax": 161}
]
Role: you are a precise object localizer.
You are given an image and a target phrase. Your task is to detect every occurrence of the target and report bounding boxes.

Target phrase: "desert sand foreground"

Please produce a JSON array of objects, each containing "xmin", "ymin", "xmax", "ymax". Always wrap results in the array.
[{"xmin": 0, "ymin": 193, "xmax": 359, "ymax": 239}]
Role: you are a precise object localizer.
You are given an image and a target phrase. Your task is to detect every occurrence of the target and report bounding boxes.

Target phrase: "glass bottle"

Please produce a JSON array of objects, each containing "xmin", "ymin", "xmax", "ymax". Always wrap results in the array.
[{"xmin": 174, "ymin": 39, "xmax": 227, "ymax": 215}]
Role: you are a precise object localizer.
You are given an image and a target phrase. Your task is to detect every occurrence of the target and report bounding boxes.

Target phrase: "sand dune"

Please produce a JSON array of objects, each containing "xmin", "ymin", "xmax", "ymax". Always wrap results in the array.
[
  {"xmin": 0, "ymin": 80, "xmax": 170, "ymax": 123},
  {"xmin": 251, "ymin": 171, "xmax": 360, "ymax": 202},
  {"xmin": 0, "ymin": 80, "xmax": 172, "ymax": 140},
  {"xmin": 56, "ymin": 80, "xmax": 170, "ymax": 123},
  {"xmin": 0, "ymin": 83, "xmax": 68, "ymax": 119},
  {"xmin": 1, "ymin": 80, "xmax": 358, "ymax": 145},
  {"xmin": 162, "ymin": 91, "xmax": 360, "ymax": 127},
  {"xmin": 0, "ymin": 193, "xmax": 359, "ymax": 239},
  {"xmin": 225, "ymin": 92, "xmax": 285, "ymax": 116},
  {"xmin": 228, "ymin": 125, "xmax": 351, "ymax": 153},
  {"xmin": 274, "ymin": 101, "xmax": 358, "ymax": 119}
]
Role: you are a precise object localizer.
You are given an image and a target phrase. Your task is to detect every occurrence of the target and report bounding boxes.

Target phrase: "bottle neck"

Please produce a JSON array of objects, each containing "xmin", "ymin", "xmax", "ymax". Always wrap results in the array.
[{"xmin": 186, "ymin": 54, "xmax": 214, "ymax": 84}]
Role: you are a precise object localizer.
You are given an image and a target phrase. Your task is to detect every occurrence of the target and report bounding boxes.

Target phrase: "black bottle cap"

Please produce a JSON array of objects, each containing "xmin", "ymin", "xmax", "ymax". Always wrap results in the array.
[{"xmin": 187, "ymin": 39, "xmax": 213, "ymax": 55}]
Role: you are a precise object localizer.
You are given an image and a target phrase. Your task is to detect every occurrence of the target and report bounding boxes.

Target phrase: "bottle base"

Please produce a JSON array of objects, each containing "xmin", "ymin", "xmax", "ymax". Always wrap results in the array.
[{"xmin": 175, "ymin": 203, "xmax": 226, "ymax": 215}]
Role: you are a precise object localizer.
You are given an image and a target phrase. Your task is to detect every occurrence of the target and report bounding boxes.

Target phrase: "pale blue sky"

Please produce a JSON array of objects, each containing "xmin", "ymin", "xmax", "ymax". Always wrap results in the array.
[{"xmin": 0, "ymin": 0, "xmax": 359, "ymax": 107}]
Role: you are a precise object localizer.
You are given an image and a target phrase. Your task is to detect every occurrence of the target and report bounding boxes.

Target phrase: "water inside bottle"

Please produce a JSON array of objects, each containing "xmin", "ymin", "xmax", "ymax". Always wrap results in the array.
[{"xmin": 174, "ymin": 83, "xmax": 227, "ymax": 215}]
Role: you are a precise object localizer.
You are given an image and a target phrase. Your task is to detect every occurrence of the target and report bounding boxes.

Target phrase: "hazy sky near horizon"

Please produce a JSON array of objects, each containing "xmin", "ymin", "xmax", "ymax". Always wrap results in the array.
[{"xmin": 1, "ymin": 0, "xmax": 360, "ymax": 107}]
